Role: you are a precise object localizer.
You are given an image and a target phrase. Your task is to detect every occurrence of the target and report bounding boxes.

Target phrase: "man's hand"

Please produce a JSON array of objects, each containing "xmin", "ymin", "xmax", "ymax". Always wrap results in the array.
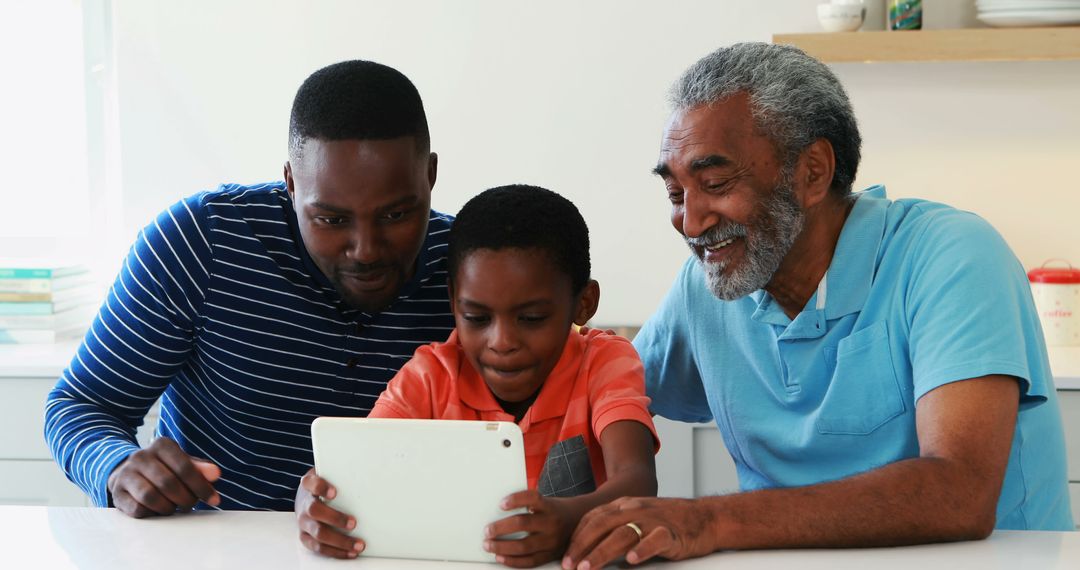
[
  {"xmin": 561, "ymin": 496, "xmax": 716, "ymax": 570},
  {"xmin": 295, "ymin": 467, "xmax": 364, "ymax": 559},
  {"xmin": 107, "ymin": 437, "xmax": 221, "ymax": 518},
  {"xmin": 484, "ymin": 490, "xmax": 578, "ymax": 568}
]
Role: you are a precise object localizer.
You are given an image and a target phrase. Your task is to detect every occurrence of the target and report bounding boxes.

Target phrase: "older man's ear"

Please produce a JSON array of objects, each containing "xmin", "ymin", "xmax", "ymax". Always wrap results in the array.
[{"xmin": 794, "ymin": 138, "xmax": 837, "ymax": 209}]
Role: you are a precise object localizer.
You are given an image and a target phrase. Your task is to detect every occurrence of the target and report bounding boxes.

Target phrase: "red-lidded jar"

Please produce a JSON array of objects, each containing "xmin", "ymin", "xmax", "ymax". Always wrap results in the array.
[{"xmin": 1028, "ymin": 260, "xmax": 1080, "ymax": 346}]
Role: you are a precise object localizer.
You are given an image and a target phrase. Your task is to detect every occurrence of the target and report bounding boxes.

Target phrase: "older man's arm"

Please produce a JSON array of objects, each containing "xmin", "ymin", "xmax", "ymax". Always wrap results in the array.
[{"xmin": 562, "ymin": 374, "xmax": 1018, "ymax": 569}]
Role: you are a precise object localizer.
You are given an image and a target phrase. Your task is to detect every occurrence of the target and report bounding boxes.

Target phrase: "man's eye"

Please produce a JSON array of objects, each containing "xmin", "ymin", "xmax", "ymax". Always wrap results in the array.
[
  {"xmin": 704, "ymin": 180, "xmax": 732, "ymax": 193},
  {"xmin": 667, "ymin": 191, "xmax": 684, "ymax": 204},
  {"xmin": 316, "ymin": 216, "xmax": 346, "ymax": 226},
  {"xmin": 383, "ymin": 210, "xmax": 406, "ymax": 222}
]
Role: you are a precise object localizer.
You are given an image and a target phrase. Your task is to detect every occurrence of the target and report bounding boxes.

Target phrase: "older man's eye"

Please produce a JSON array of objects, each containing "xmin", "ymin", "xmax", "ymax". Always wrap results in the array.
[{"xmin": 384, "ymin": 210, "xmax": 406, "ymax": 222}]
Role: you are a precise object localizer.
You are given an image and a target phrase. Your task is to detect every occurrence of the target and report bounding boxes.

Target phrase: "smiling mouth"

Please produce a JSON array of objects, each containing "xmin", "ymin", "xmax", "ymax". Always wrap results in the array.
[
  {"xmin": 705, "ymin": 237, "xmax": 738, "ymax": 251},
  {"xmin": 484, "ymin": 365, "xmax": 529, "ymax": 378}
]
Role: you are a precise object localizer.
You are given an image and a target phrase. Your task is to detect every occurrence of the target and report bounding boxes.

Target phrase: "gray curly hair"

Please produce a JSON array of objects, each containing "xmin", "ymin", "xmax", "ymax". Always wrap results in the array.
[{"xmin": 671, "ymin": 42, "xmax": 862, "ymax": 195}]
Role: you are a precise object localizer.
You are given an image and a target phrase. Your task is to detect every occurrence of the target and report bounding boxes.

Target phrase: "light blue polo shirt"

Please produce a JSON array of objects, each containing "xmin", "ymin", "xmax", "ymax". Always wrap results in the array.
[{"xmin": 635, "ymin": 186, "xmax": 1074, "ymax": 530}]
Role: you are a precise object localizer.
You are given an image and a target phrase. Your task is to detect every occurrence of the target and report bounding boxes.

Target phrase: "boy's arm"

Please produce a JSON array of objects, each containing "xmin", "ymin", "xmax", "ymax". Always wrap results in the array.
[{"xmin": 483, "ymin": 420, "xmax": 657, "ymax": 568}]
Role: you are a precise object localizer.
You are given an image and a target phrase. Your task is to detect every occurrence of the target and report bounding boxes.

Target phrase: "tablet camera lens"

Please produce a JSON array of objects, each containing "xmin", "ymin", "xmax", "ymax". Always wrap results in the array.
[{"xmin": 502, "ymin": 439, "xmax": 511, "ymax": 447}]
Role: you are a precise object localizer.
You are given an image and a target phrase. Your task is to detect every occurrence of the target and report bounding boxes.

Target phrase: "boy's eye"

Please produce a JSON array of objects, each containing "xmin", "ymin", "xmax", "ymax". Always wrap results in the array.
[
  {"xmin": 519, "ymin": 314, "xmax": 549, "ymax": 324},
  {"xmin": 462, "ymin": 314, "xmax": 490, "ymax": 324}
]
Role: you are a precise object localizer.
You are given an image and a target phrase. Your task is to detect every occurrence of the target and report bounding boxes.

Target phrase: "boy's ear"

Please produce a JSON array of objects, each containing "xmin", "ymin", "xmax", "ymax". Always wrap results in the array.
[{"xmin": 573, "ymin": 280, "xmax": 600, "ymax": 327}]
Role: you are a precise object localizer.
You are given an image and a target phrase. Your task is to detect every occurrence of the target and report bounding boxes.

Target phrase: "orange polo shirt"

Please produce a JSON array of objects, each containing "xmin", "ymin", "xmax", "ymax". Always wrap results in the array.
[{"xmin": 369, "ymin": 328, "xmax": 659, "ymax": 490}]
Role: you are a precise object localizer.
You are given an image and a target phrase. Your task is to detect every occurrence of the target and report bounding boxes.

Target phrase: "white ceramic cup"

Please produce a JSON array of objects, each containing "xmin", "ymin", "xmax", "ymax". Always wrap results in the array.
[{"xmin": 817, "ymin": 3, "xmax": 867, "ymax": 32}]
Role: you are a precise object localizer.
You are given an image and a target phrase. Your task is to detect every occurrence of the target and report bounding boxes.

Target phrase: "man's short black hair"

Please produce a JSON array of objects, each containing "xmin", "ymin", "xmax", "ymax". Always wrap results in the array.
[
  {"xmin": 448, "ymin": 185, "xmax": 591, "ymax": 295},
  {"xmin": 288, "ymin": 60, "xmax": 429, "ymax": 159}
]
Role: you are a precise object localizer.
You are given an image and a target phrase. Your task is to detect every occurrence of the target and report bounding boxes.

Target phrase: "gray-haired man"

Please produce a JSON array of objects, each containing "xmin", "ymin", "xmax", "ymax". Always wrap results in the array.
[{"xmin": 562, "ymin": 42, "xmax": 1072, "ymax": 569}]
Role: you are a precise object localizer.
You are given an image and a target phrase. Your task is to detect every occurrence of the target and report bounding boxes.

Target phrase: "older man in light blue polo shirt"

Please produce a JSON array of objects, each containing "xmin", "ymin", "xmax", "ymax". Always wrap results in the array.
[{"xmin": 561, "ymin": 43, "xmax": 1073, "ymax": 570}]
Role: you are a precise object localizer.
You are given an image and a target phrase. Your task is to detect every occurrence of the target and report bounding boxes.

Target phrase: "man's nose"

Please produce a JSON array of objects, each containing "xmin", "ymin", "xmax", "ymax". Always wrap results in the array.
[
  {"xmin": 680, "ymin": 187, "xmax": 718, "ymax": 239},
  {"xmin": 346, "ymin": 224, "xmax": 381, "ymax": 264}
]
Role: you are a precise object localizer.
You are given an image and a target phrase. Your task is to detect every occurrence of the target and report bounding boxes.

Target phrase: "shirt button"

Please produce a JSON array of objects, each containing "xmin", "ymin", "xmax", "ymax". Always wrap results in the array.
[{"xmin": 346, "ymin": 357, "xmax": 359, "ymax": 368}]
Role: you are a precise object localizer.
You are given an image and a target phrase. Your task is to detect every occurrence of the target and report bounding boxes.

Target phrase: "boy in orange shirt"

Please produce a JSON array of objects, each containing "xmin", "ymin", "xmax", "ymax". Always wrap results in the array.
[{"xmin": 296, "ymin": 185, "xmax": 659, "ymax": 567}]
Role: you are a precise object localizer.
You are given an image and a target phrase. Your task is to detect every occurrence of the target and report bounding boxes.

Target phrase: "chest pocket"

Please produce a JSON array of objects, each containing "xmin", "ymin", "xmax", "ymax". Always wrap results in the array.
[{"xmin": 815, "ymin": 321, "xmax": 906, "ymax": 436}]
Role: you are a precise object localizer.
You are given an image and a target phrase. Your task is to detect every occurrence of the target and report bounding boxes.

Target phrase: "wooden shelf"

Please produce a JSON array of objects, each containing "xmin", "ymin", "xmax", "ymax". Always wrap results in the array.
[{"xmin": 773, "ymin": 27, "xmax": 1080, "ymax": 63}]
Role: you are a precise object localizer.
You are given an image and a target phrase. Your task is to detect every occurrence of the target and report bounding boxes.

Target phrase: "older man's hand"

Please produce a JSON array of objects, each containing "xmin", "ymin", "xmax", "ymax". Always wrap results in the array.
[{"xmin": 561, "ymin": 496, "xmax": 717, "ymax": 569}]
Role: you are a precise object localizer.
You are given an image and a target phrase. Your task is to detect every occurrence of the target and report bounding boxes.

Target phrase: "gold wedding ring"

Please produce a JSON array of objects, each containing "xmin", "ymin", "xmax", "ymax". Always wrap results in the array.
[{"xmin": 625, "ymin": 522, "xmax": 644, "ymax": 541}]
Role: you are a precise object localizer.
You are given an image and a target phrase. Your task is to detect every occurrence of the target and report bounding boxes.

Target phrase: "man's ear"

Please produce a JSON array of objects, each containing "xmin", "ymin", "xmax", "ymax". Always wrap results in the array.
[
  {"xmin": 284, "ymin": 161, "xmax": 295, "ymax": 200},
  {"xmin": 573, "ymin": 280, "xmax": 601, "ymax": 327},
  {"xmin": 427, "ymin": 152, "xmax": 438, "ymax": 191},
  {"xmin": 794, "ymin": 138, "xmax": 835, "ymax": 208}
]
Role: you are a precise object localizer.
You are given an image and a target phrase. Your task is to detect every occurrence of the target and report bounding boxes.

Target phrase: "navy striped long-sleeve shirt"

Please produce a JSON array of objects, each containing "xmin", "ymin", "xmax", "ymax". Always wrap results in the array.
[{"xmin": 44, "ymin": 182, "xmax": 455, "ymax": 510}]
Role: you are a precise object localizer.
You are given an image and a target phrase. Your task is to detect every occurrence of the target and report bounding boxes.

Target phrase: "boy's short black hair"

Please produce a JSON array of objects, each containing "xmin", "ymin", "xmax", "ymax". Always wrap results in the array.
[
  {"xmin": 288, "ymin": 60, "xmax": 429, "ymax": 159},
  {"xmin": 448, "ymin": 185, "xmax": 591, "ymax": 294}
]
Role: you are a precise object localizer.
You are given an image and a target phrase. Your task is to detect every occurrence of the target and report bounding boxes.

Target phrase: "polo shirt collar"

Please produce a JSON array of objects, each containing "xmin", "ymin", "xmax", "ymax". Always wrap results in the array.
[
  {"xmin": 821, "ymin": 185, "xmax": 889, "ymax": 320},
  {"xmin": 455, "ymin": 329, "xmax": 585, "ymax": 427},
  {"xmin": 748, "ymin": 185, "xmax": 889, "ymax": 331}
]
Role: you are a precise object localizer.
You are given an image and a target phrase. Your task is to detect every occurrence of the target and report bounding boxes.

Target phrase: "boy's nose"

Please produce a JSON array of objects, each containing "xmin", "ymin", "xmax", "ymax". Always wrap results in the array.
[{"xmin": 487, "ymin": 322, "xmax": 519, "ymax": 354}]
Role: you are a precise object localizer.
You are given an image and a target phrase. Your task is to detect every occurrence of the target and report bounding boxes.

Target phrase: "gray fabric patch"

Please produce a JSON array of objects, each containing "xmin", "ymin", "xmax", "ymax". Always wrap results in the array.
[{"xmin": 537, "ymin": 435, "xmax": 596, "ymax": 498}]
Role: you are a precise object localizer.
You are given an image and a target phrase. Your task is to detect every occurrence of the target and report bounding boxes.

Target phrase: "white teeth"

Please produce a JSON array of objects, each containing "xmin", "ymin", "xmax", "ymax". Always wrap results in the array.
[{"xmin": 705, "ymin": 237, "xmax": 736, "ymax": 251}]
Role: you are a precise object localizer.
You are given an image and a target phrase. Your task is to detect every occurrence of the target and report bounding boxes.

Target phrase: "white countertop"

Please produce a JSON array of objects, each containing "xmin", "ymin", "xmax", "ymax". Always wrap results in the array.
[
  {"xmin": 0, "ymin": 506, "xmax": 1075, "ymax": 570},
  {"xmin": 3, "ymin": 338, "xmax": 1080, "ymax": 388}
]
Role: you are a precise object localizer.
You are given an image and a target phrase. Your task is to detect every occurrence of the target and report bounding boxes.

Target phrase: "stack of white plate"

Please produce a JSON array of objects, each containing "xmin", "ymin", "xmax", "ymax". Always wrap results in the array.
[{"xmin": 976, "ymin": 0, "xmax": 1080, "ymax": 27}]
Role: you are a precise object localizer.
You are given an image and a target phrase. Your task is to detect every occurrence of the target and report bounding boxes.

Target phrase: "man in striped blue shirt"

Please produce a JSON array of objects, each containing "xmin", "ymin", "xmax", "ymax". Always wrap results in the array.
[{"xmin": 45, "ymin": 61, "xmax": 455, "ymax": 515}]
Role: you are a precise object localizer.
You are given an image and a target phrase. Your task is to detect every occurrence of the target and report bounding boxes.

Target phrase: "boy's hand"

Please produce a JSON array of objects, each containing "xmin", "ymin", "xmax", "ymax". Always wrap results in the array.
[
  {"xmin": 295, "ymin": 467, "xmax": 364, "ymax": 559},
  {"xmin": 107, "ymin": 437, "xmax": 221, "ymax": 517},
  {"xmin": 484, "ymin": 490, "xmax": 577, "ymax": 568}
]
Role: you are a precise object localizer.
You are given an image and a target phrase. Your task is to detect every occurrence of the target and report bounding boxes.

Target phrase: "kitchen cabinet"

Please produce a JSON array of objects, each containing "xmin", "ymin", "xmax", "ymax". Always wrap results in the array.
[
  {"xmin": 772, "ymin": 27, "xmax": 1080, "ymax": 63},
  {"xmin": 0, "ymin": 341, "xmax": 157, "ymax": 507}
]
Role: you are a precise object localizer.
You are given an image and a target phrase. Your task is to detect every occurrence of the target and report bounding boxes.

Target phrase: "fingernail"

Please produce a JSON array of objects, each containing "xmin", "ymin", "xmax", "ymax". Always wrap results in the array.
[
  {"xmin": 354, "ymin": 541, "xmax": 365, "ymax": 552},
  {"xmin": 579, "ymin": 562, "xmax": 591, "ymax": 570},
  {"xmin": 500, "ymin": 499, "xmax": 510, "ymax": 510},
  {"xmin": 496, "ymin": 555, "xmax": 505, "ymax": 564},
  {"xmin": 484, "ymin": 525, "xmax": 494, "ymax": 538},
  {"xmin": 561, "ymin": 557, "xmax": 573, "ymax": 569},
  {"xmin": 326, "ymin": 488, "xmax": 336, "ymax": 499},
  {"xmin": 347, "ymin": 551, "xmax": 358, "ymax": 559},
  {"xmin": 347, "ymin": 518, "xmax": 356, "ymax": 530},
  {"xmin": 627, "ymin": 551, "xmax": 639, "ymax": 564},
  {"xmin": 483, "ymin": 540, "xmax": 493, "ymax": 552}
]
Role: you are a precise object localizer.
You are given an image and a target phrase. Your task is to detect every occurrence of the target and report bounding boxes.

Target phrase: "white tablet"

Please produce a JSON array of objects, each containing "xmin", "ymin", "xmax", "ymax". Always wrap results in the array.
[{"xmin": 310, "ymin": 417, "xmax": 528, "ymax": 563}]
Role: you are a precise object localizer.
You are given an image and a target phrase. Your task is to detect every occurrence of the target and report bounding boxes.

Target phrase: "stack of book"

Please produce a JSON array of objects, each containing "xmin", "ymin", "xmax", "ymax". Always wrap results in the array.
[{"xmin": 0, "ymin": 262, "xmax": 98, "ymax": 344}]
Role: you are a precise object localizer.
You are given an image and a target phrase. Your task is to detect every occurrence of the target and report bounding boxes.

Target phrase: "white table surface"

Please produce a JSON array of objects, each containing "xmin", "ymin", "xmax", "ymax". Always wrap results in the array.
[{"xmin": 0, "ymin": 506, "xmax": 1076, "ymax": 570}]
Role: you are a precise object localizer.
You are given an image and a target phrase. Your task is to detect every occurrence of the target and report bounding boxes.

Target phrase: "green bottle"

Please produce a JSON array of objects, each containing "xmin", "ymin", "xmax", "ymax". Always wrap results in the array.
[{"xmin": 888, "ymin": 0, "xmax": 923, "ymax": 30}]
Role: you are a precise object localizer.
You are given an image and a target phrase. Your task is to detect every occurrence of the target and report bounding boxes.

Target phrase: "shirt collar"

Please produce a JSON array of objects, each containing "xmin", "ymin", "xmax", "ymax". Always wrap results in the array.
[
  {"xmin": 822, "ymin": 185, "xmax": 889, "ymax": 320},
  {"xmin": 456, "ymin": 329, "xmax": 585, "ymax": 427}
]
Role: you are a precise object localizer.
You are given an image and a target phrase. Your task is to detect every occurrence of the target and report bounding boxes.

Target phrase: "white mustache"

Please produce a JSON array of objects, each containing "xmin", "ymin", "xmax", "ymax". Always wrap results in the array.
[{"xmin": 685, "ymin": 224, "xmax": 748, "ymax": 248}]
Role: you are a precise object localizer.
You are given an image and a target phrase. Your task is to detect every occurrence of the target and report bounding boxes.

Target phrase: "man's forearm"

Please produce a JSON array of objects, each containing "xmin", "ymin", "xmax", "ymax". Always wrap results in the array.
[
  {"xmin": 45, "ymin": 389, "xmax": 142, "ymax": 507},
  {"xmin": 701, "ymin": 456, "xmax": 1000, "ymax": 550}
]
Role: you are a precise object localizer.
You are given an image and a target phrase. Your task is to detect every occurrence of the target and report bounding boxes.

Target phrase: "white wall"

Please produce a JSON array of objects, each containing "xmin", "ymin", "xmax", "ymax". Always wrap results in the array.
[{"xmin": 109, "ymin": 0, "xmax": 1080, "ymax": 325}]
